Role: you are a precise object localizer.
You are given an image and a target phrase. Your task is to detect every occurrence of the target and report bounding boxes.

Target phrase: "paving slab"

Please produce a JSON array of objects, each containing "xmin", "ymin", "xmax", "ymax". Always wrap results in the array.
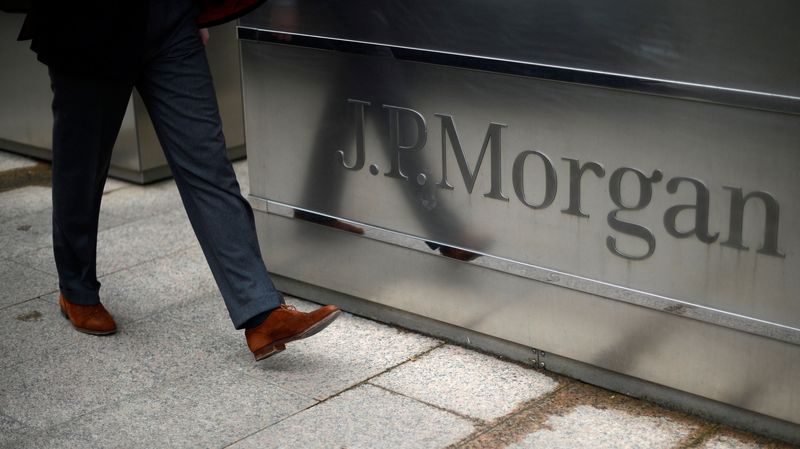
[
  {"xmin": 457, "ymin": 380, "xmax": 706, "ymax": 449},
  {"xmin": 14, "ymin": 369, "xmax": 316, "ymax": 449},
  {"xmin": 0, "ymin": 209, "xmax": 54, "ymax": 258},
  {"xmin": 230, "ymin": 383, "xmax": 474, "ymax": 449},
  {"xmin": 102, "ymin": 178, "xmax": 131, "ymax": 194},
  {"xmin": 227, "ymin": 301, "xmax": 442, "ymax": 401},
  {"xmin": 162, "ymin": 290, "xmax": 243, "ymax": 343},
  {"xmin": 14, "ymin": 208, "xmax": 197, "ymax": 276},
  {"xmin": 507, "ymin": 405, "xmax": 694, "ymax": 449},
  {"xmin": 94, "ymin": 208, "xmax": 197, "ymax": 276},
  {"xmin": 0, "ymin": 334, "xmax": 163, "ymax": 431},
  {"xmin": 0, "ymin": 151, "xmax": 37, "ymax": 171},
  {"xmin": 100, "ymin": 161, "xmax": 250, "ymax": 221},
  {"xmin": 698, "ymin": 431, "xmax": 797, "ymax": 449},
  {"xmin": 8, "ymin": 245, "xmax": 58, "ymax": 277},
  {"xmin": 232, "ymin": 159, "xmax": 249, "ymax": 197},
  {"xmin": 0, "ymin": 259, "xmax": 56, "ymax": 309},
  {"xmin": 0, "ymin": 186, "xmax": 51, "ymax": 223},
  {"xmin": 0, "ymin": 413, "xmax": 30, "ymax": 448},
  {"xmin": 0, "ymin": 312, "xmax": 238, "ymax": 430},
  {"xmin": 87, "ymin": 244, "xmax": 217, "ymax": 323},
  {"xmin": 372, "ymin": 344, "xmax": 559, "ymax": 421},
  {"xmin": 100, "ymin": 180, "xmax": 183, "ymax": 222},
  {"xmin": 0, "ymin": 207, "xmax": 128, "ymax": 259},
  {"xmin": 0, "ymin": 299, "xmax": 88, "ymax": 370},
  {"xmin": 700, "ymin": 435, "xmax": 762, "ymax": 449}
]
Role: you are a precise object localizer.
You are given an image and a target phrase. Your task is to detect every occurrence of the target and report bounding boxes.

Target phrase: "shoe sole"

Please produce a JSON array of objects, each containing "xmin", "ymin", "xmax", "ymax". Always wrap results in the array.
[
  {"xmin": 253, "ymin": 343, "xmax": 286, "ymax": 361},
  {"xmin": 252, "ymin": 309, "xmax": 341, "ymax": 361},
  {"xmin": 59, "ymin": 306, "xmax": 117, "ymax": 336}
]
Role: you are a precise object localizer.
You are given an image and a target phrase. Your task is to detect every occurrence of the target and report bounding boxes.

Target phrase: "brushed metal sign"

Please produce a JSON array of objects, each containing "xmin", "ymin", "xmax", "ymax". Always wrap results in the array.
[
  {"xmin": 241, "ymin": 41, "xmax": 799, "ymax": 339},
  {"xmin": 337, "ymin": 101, "xmax": 785, "ymax": 262}
]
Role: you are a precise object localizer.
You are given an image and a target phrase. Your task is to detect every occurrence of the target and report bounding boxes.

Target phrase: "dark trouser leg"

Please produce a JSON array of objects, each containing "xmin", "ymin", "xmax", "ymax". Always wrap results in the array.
[
  {"xmin": 135, "ymin": 17, "xmax": 282, "ymax": 329},
  {"xmin": 49, "ymin": 69, "xmax": 134, "ymax": 305}
]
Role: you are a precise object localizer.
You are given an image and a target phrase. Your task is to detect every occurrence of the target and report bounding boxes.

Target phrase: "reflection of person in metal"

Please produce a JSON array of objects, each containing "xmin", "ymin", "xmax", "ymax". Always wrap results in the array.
[
  {"xmin": 266, "ymin": 0, "xmax": 481, "ymax": 261},
  {"xmin": 16, "ymin": 0, "xmax": 339, "ymax": 360}
]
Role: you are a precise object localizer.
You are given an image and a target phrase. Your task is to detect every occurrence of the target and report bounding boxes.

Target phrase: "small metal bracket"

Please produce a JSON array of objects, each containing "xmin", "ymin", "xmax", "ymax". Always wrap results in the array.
[{"xmin": 531, "ymin": 348, "xmax": 547, "ymax": 370}]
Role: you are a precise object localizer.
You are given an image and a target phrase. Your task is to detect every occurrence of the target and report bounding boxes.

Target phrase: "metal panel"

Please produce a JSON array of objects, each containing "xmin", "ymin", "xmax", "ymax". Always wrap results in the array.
[
  {"xmin": 240, "ymin": 0, "xmax": 800, "ymax": 97},
  {"xmin": 239, "ymin": 30, "xmax": 799, "ymax": 426},
  {"xmin": 271, "ymin": 273, "xmax": 800, "ymax": 444},
  {"xmin": 0, "ymin": 14, "xmax": 57, "ymax": 153},
  {"xmin": 241, "ymin": 40, "xmax": 800, "ymax": 337},
  {"xmin": 253, "ymin": 210, "xmax": 800, "ymax": 425}
]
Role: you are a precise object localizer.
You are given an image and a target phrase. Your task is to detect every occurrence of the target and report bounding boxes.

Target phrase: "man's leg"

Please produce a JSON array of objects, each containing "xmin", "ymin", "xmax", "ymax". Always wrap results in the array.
[
  {"xmin": 50, "ymin": 69, "xmax": 134, "ymax": 305},
  {"xmin": 134, "ymin": 16, "xmax": 282, "ymax": 330},
  {"xmin": 134, "ymin": 11, "xmax": 341, "ymax": 360}
]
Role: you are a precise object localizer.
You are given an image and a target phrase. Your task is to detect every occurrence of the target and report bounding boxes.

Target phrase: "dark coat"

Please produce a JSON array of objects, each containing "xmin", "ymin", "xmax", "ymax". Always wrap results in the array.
[
  {"xmin": 12, "ymin": 0, "xmax": 267, "ymax": 79},
  {"xmin": 197, "ymin": 0, "xmax": 268, "ymax": 28}
]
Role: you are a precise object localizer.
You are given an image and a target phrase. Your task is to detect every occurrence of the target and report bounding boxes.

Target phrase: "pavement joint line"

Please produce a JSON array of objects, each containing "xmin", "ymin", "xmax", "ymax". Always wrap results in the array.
[
  {"xmin": 0, "ymin": 291, "xmax": 58, "ymax": 311},
  {"xmin": 6, "ymin": 218, "xmax": 199, "ymax": 285},
  {"xmin": 12, "ymin": 259, "xmax": 49, "ymax": 275},
  {"xmin": 237, "ymin": 339, "xmax": 448, "ymax": 395},
  {"xmin": 94, "ymin": 242, "xmax": 200, "ymax": 280},
  {"xmin": 100, "ymin": 181, "xmax": 141, "ymax": 196},
  {"xmin": 126, "ymin": 284, "xmax": 221, "ymax": 326},
  {"xmin": 446, "ymin": 379, "xmax": 574, "ymax": 449},
  {"xmin": 366, "ymin": 382, "xmax": 487, "ymax": 425},
  {"xmin": 224, "ymin": 341, "xmax": 448, "ymax": 448},
  {"xmin": 10, "ymin": 370, "xmax": 204, "ymax": 444},
  {"xmin": 3, "ymin": 256, "xmax": 58, "ymax": 280},
  {"xmin": 0, "ymin": 358, "xmax": 164, "ymax": 440}
]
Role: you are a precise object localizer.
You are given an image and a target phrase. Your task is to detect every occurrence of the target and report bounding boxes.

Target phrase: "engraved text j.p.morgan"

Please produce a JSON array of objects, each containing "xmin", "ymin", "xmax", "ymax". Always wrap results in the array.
[{"xmin": 337, "ymin": 100, "xmax": 784, "ymax": 261}]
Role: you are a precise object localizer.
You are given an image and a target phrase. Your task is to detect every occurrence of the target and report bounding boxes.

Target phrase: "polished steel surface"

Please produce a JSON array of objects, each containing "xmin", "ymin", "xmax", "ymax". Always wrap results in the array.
[
  {"xmin": 239, "ymin": 2, "xmax": 799, "ymax": 426},
  {"xmin": 240, "ymin": 0, "xmax": 800, "ymax": 97},
  {"xmin": 253, "ymin": 210, "xmax": 800, "ymax": 425},
  {"xmin": 237, "ymin": 28, "xmax": 800, "ymax": 115},
  {"xmin": 273, "ymin": 275, "xmax": 800, "ymax": 445},
  {"xmin": 251, "ymin": 198, "xmax": 800, "ymax": 346},
  {"xmin": 0, "ymin": 14, "xmax": 66, "ymax": 155},
  {"xmin": 0, "ymin": 15, "xmax": 244, "ymax": 183},
  {"xmin": 241, "ymin": 41, "xmax": 799, "ymax": 333}
]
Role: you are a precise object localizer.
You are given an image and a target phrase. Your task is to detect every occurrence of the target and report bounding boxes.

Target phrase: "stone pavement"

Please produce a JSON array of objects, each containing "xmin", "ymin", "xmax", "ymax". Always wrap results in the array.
[{"xmin": 0, "ymin": 150, "xmax": 795, "ymax": 449}]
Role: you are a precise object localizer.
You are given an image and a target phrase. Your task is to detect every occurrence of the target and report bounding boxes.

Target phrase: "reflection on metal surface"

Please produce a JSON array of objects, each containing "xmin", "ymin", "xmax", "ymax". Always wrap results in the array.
[
  {"xmin": 237, "ymin": 27, "xmax": 800, "ymax": 115},
  {"xmin": 250, "ymin": 196, "xmax": 800, "ymax": 346},
  {"xmin": 241, "ymin": 40, "xmax": 798, "ymax": 332},
  {"xmin": 254, "ymin": 208, "xmax": 800, "ymax": 425},
  {"xmin": 240, "ymin": 3, "xmax": 800, "ymax": 425},
  {"xmin": 239, "ymin": 0, "xmax": 800, "ymax": 98}
]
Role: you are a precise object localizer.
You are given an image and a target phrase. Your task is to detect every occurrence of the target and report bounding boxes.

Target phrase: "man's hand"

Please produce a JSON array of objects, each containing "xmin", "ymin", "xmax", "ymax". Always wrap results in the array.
[{"xmin": 199, "ymin": 28, "xmax": 210, "ymax": 45}]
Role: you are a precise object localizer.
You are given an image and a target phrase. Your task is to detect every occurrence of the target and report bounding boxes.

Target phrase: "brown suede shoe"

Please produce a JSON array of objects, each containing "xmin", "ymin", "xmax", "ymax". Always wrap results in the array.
[
  {"xmin": 58, "ymin": 293, "xmax": 117, "ymax": 335},
  {"xmin": 245, "ymin": 304, "xmax": 341, "ymax": 361}
]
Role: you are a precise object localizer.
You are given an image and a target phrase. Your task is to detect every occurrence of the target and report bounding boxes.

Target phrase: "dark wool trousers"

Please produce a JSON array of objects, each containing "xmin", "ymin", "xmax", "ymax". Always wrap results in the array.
[{"xmin": 49, "ymin": 1, "xmax": 282, "ymax": 329}]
